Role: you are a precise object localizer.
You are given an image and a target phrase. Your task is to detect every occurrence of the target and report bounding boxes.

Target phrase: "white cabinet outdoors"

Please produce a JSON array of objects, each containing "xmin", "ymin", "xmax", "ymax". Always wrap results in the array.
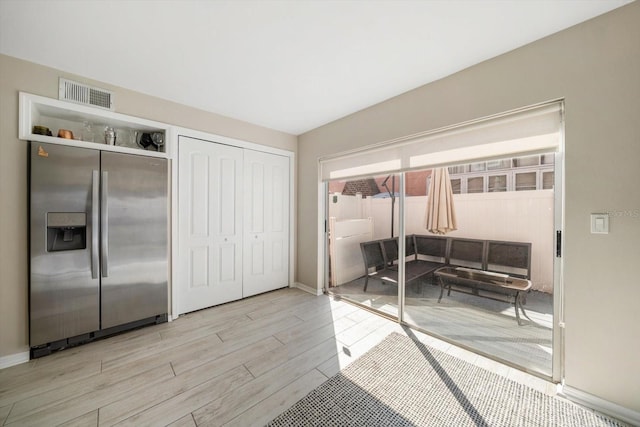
[{"xmin": 177, "ymin": 136, "xmax": 290, "ymax": 314}]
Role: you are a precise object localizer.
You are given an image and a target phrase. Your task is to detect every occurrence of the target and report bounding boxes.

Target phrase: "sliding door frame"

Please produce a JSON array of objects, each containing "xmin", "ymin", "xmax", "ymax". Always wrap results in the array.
[
  {"xmin": 318, "ymin": 101, "xmax": 565, "ymax": 382},
  {"xmin": 552, "ymin": 112, "xmax": 566, "ymax": 383},
  {"xmin": 320, "ymin": 163, "xmax": 563, "ymax": 382}
]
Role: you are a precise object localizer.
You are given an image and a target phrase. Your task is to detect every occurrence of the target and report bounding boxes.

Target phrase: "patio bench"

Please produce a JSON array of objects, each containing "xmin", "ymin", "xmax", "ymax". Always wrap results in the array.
[
  {"xmin": 360, "ymin": 236, "xmax": 533, "ymax": 324},
  {"xmin": 360, "ymin": 235, "xmax": 448, "ymax": 292}
]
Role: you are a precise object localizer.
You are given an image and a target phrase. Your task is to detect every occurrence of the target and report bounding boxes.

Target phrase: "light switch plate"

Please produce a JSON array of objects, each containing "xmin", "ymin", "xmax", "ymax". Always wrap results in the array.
[{"xmin": 590, "ymin": 213, "xmax": 609, "ymax": 234}]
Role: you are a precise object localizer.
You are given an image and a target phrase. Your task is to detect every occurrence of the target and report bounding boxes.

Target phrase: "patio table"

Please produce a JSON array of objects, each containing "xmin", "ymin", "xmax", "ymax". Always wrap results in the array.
[{"xmin": 434, "ymin": 266, "xmax": 532, "ymax": 325}]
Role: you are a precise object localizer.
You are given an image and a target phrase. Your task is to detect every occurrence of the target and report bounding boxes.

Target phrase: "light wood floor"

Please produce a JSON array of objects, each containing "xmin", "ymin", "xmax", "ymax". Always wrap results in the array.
[{"xmin": 0, "ymin": 288, "xmax": 556, "ymax": 427}]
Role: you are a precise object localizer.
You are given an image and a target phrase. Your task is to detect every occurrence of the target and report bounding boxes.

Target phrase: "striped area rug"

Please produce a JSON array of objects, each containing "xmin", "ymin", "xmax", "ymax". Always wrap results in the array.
[{"xmin": 267, "ymin": 332, "xmax": 626, "ymax": 427}]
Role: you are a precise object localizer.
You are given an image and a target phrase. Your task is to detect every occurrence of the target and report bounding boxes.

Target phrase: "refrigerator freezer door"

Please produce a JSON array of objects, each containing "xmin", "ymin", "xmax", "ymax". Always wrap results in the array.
[
  {"xmin": 30, "ymin": 143, "xmax": 100, "ymax": 346},
  {"xmin": 100, "ymin": 152, "xmax": 168, "ymax": 328}
]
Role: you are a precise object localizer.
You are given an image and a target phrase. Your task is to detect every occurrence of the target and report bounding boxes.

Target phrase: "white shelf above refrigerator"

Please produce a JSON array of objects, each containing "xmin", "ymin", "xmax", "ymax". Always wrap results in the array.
[{"xmin": 19, "ymin": 92, "xmax": 171, "ymax": 158}]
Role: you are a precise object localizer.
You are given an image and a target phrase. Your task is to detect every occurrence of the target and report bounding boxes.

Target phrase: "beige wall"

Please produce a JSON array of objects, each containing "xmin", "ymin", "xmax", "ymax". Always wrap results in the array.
[
  {"xmin": 0, "ymin": 54, "xmax": 297, "ymax": 358},
  {"xmin": 298, "ymin": 3, "xmax": 640, "ymax": 412}
]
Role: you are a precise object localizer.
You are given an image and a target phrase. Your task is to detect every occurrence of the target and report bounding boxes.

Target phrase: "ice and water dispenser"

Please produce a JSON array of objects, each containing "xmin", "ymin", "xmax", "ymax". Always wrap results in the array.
[{"xmin": 46, "ymin": 212, "xmax": 86, "ymax": 252}]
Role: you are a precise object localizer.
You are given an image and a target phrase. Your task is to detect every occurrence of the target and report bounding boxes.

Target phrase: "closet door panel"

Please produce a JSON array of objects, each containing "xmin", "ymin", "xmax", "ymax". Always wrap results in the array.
[
  {"xmin": 243, "ymin": 150, "xmax": 290, "ymax": 297},
  {"xmin": 248, "ymin": 162, "xmax": 265, "ymax": 232},
  {"xmin": 190, "ymin": 247, "xmax": 209, "ymax": 288},
  {"xmin": 251, "ymin": 240, "xmax": 265, "ymax": 275},
  {"xmin": 178, "ymin": 136, "xmax": 243, "ymax": 314}
]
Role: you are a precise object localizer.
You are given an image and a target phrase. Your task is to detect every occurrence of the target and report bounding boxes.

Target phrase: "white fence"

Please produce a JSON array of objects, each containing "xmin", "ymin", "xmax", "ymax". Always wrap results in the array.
[
  {"xmin": 328, "ymin": 190, "xmax": 554, "ymax": 293},
  {"xmin": 328, "ymin": 217, "xmax": 373, "ymax": 286}
]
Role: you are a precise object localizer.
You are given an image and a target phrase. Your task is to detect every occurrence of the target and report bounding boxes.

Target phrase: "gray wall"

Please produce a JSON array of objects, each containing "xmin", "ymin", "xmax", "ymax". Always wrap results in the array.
[
  {"xmin": 298, "ymin": 3, "xmax": 640, "ymax": 412},
  {"xmin": 0, "ymin": 54, "xmax": 297, "ymax": 359}
]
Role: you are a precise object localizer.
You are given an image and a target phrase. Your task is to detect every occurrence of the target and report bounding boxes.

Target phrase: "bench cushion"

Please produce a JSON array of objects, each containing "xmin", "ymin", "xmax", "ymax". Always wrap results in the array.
[
  {"xmin": 486, "ymin": 241, "xmax": 532, "ymax": 279},
  {"xmin": 361, "ymin": 234, "xmax": 532, "ymax": 292},
  {"xmin": 448, "ymin": 238, "xmax": 484, "ymax": 269},
  {"xmin": 414, "ymin": 235, "xmax": 447, "ymax": 261}
]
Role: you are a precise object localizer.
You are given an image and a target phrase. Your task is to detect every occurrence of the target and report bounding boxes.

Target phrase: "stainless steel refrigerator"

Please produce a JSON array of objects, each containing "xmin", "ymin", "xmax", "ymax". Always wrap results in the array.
[{"xmin": 30, "ymin": 142, "xmax": 168, "ymax": 356}]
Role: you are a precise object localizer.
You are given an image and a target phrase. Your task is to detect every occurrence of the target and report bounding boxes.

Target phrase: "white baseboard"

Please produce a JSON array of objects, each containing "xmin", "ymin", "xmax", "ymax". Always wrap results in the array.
[
  {"xmin": 560, "ymin": 384, "xmax": 640, "ymax": 426},
  {"xmin": 292, "ymin": 282, "xmax": 323, "ymax": 296},
  {"xmin": 0, "ymin": 351, "xmax": 30, "ymax": 370}
]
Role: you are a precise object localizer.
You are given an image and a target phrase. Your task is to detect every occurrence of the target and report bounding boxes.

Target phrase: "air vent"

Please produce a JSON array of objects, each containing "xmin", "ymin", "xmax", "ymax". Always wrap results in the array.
[{"xmin": 58, "ymin": 78, "xmax": 114, "ymax": 111}]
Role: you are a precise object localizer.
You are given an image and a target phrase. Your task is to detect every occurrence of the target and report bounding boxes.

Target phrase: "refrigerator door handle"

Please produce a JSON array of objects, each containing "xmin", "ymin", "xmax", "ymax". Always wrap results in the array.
[
  {"xmin": 101, "ymin": 171, "xmax": 109, "ymax": 277},
  {"xmin": 91, "ymin": 170, "xmax": 99, "ymax": 279}
]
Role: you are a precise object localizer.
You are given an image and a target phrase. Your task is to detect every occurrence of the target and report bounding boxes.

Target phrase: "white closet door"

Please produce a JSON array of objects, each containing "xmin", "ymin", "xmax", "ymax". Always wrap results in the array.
[
  {"xmin": 178, "ymin": 136, "xmax": 243, "ymax": 314},
  {"xmin": 243, "ymin": 150, "xmax": 290, "ymax": 297}
]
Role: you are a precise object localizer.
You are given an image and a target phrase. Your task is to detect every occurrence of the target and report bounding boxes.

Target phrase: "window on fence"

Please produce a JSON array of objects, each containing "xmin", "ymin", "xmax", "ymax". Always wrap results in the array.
[
  {"xmin": 488, "ymin": 174, "xmax": 508, "ymax": 192},
  {"xmin": 542, "ymin": 171, "xmax": 555, "ymax": 190},
  {"xmin": 451, "ymin": 178, "xmax": 462, "ymax": 194},
  {"xmin": 487, "ymin": 159, "xmax": 511, "ymax": 170},
  {"xmin": 467, "ymin": 176, "xmax": 484, "ymax": 193},
  {"xmin": 515, "ymin": 172, "xmax": 537, "ymax": 191},
  {"xmin": 514, "ymin": 155, "xmax": 540, "ymax": 168}
]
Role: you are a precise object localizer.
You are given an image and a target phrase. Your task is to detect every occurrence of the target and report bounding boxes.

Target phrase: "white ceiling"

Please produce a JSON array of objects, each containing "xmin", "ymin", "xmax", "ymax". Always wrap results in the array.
[{"xmin": 0, "ymin": 0, "xmax": 631, "ymax": 135}]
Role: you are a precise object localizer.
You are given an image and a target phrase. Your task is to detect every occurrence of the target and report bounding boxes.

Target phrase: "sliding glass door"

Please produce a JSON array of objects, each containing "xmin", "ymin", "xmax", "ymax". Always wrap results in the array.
[
  {"xmin": 401, "ymin": 158, "xmax": 555, "ymax": 378},
  {"xmin": 325, "ymin": 161, "xmax": 556, "ymax": 378},
  {"xmin": 320, "ymin": 101, "xmax": 563, "ymax": 380}
]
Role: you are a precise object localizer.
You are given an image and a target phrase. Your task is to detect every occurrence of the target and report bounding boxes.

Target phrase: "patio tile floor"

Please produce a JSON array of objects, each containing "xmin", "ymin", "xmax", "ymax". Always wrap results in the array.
[{"xmin": 329, "ymin": 276, "xmax": 553, "ymax": 378}]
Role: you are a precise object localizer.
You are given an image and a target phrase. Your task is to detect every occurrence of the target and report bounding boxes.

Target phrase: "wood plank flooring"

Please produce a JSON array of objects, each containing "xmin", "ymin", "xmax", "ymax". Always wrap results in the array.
[{"xmin": 0, "ymin": 288, "xmax": 555, "ymax": 427}]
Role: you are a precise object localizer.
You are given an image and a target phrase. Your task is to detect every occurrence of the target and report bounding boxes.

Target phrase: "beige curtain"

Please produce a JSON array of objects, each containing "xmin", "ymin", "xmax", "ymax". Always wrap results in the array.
[{"xmin": 425, "ymin": 168, "xmax": 457, "ymax": 234}]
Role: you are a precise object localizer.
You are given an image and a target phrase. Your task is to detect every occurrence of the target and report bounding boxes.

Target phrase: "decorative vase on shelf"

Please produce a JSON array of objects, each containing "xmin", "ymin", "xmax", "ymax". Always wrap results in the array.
[
  {"xmin": 82, "ymin": 121, "xmax": 94, "ymax": 142},
  {"xmin": 104, "ymin": 127, "xmax": 116, "ymax": 146}
]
